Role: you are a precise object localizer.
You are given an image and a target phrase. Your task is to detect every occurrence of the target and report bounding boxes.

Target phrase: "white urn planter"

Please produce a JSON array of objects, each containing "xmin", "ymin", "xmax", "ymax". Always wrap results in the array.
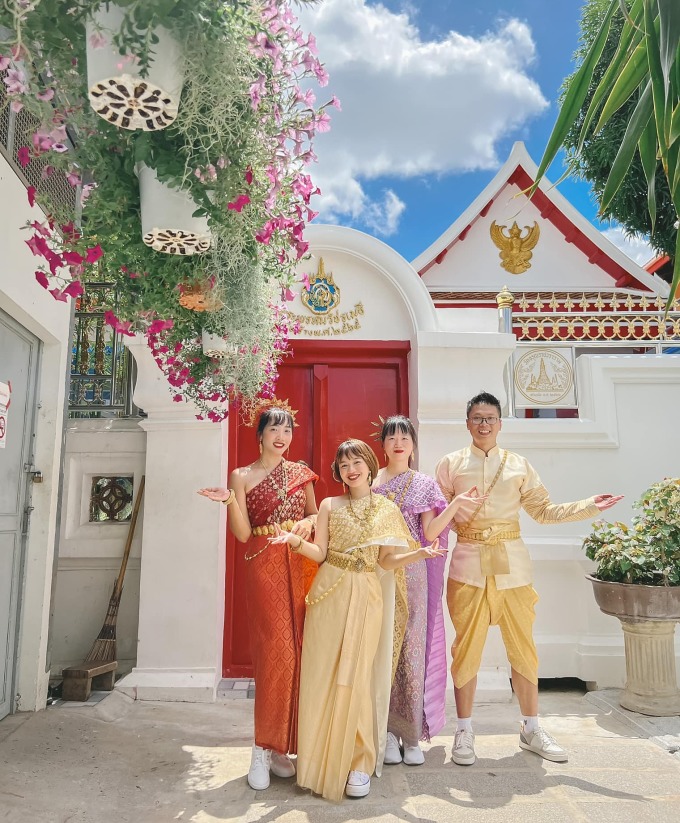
[
  {"xmin": 136, "ymin": 163, "xmax": 212, "ymax": 255},
  {"xmin": 201, "ymin": 330, "xmax": 231, "ymax": 358},
  {"xmin": 86, "ymin": 4, "xmax": 183, "ymax": 131}
]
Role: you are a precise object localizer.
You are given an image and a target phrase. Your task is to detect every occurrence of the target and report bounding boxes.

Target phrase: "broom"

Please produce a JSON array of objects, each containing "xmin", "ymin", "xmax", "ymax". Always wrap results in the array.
[{"xmin": 83, "ymin": 475, "xmax": 145, "ymax": 664}]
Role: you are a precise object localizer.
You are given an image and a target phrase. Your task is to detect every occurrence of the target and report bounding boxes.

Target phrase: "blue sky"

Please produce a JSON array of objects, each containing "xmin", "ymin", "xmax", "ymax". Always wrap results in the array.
[{"xmin": 299, "ymin": 0, "xmax": 654, "ymax": 266}]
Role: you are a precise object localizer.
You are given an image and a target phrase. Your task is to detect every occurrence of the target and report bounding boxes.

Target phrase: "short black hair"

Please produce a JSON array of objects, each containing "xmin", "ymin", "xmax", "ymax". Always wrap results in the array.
[
  {"xmin": 466, "ymin": 392, "xmax": 501, "ymax": 419},
  {"xmin": 256, "ymin": 408, "xmax": 295, "ymax": 440},
  {"xmin": 380, "ymin": 414, "xmax": 417, "ymax": 448}
]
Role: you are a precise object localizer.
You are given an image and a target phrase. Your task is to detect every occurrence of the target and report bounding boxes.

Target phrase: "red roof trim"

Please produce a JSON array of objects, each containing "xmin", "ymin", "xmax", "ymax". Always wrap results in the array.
[{"xmin": 418, "ymin": 164, "xmax": 650, "ymax": 291}]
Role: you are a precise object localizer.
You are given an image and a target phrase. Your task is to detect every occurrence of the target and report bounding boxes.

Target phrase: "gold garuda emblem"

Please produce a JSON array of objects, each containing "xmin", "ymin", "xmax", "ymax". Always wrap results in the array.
[
  {"xmin": 301, "ymin": 258, "xmax": 340, "ymax": 315},
  {"xmin": 490, "ymin": 221, "xmax": 540, "ymax": 274}
]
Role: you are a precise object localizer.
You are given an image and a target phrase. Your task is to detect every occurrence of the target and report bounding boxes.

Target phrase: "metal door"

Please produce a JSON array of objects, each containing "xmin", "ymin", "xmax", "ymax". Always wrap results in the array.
[{"xmin": 0, "ymin": 308, "xmax": 39, "ymax": 719}]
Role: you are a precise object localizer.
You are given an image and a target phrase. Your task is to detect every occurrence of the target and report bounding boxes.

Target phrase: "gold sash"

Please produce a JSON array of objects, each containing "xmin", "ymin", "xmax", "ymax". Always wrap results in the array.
[{"xmin": 455, "ymin": 523, "xmax": 520, "ymax": 576}]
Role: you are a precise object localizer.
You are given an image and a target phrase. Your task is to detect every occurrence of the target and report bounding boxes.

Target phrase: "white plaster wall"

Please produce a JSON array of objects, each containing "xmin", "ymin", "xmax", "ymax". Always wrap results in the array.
[
  {"xmin": 422, "ymin": 181, "xmax": 634, "ymax": 294},
  {"xmin": 0, "ymin": 154, "xmax": 72, "ymax": 711},
  {"xmin": 50, "ymin": 419, "xmax": 146, "ymax": 677}
]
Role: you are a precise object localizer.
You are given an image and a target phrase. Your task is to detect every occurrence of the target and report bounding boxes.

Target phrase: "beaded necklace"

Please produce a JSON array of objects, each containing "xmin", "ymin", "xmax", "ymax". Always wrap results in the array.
[
  {"xmin": 260, "ymin": 457, "xmax": 289, "ymax": 502},
  {"xmin": 384, "ymin": 469, "xmax": 415, "ymax": 508}
]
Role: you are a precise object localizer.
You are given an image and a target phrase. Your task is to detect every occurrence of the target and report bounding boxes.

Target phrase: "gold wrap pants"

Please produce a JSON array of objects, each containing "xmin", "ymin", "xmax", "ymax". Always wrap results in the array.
[{"xmin": 446, "ymin": 577, "xmax": 539, "ymax": 688}]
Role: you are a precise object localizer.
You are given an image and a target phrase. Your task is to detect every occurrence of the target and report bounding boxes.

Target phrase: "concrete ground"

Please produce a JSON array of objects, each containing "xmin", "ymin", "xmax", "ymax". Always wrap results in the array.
[{"xmin": 1, "ymin": 687, "xmax": 680, "ymax": 823}]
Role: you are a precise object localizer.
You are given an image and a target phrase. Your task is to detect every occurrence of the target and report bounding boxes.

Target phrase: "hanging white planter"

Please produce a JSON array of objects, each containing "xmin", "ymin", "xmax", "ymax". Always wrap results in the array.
[
  {"xmin": 86, "ymin": 4, "xmax": 183, "ymax": 131},
  {"xmin": 136, "ymin": 163, "xmax": 212, "ymax": 255},
  {"xmin": 201, "ymin": 330, "xmax": 230, "ymax": 358}
]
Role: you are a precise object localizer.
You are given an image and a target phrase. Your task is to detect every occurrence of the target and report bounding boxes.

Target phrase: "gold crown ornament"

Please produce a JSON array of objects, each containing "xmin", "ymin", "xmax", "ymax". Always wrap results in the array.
[{"xmin": 245, "ymin": 397, "xmax": 298, "ymax": 427}]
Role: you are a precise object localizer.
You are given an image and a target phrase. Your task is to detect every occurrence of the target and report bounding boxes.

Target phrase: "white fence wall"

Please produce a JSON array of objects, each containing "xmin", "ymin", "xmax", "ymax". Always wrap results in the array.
[
  {"xmin": 50, "ymin": 420, "xmax": 145, "ymax": 677},
  {"xmin": 50, "ymin": 354, "xmax": 680, "ymax": 695}
]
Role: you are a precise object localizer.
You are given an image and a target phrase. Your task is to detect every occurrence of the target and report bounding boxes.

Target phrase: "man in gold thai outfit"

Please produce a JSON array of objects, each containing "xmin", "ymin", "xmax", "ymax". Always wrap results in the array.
[{"xmin": 436, "ymin": 392, "xmax": 622, "ymax": 766}]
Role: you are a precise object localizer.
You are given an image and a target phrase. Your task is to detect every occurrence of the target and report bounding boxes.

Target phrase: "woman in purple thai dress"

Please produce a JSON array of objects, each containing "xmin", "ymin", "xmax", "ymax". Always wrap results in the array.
[{"xmin": 373, "ymin": 415, "xmax": 484, "ymax": 765}]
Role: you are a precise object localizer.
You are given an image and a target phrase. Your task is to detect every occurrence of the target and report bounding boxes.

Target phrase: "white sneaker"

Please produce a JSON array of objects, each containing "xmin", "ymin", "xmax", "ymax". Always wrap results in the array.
[
  {"xmin": 248, "ymin": 745, "xmax": 271, "ymax": 790},
  {"xmin": 345, "ymin": 770, "xmax": 371, "ymax": 798},
  {"xmin": 270, "ymin": 751, "xmax": 296, "ymax": 778},
  {"xmin": 519, "ymin": 726, "xmax": 568, "ymax": 762},
  {"xmin": 384, "ymin": 731, "xmax": 402, "ymax": 764},
  {"xmin": 403, "ymin": 743, "xmax": 425, "ymax": 766},
  {"xmin": 452, "ymin": 729, "xmax": 476, "ymax": 765}
]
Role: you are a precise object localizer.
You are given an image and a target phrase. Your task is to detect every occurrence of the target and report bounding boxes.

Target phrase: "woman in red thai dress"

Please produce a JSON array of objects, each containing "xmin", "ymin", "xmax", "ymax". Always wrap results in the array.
[{"xmin": 198, "ymin": 404, "xmax": 318, "ymax": 791}]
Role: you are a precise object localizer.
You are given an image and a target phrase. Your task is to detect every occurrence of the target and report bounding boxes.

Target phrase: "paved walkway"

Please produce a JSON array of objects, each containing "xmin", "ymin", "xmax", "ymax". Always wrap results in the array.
[{"xmin": 1, "ymin": 688, "xmax": 680, "ymax": 822}]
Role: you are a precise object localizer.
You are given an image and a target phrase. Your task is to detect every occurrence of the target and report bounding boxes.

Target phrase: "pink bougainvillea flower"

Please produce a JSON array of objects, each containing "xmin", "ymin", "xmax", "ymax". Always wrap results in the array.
[
  {"xmin": 313, "ymin": 111, "xmax": 332, "ymax": 133},
  {"xmin": 85, "ymin": 244, "xmax": 103, "ymax": 264},
  {"xmin": 66, "ymin": 171, "xmax": 81, "ymax": 187},
  {"xmin": 80, "ymin": 184, "xmax": 95, "ymax": 206},
  {"xmin": 0, "ymin": 56, "xmax": 10, "ymax": 71},
  {"xmin": 32, "ymin": 130, "xmax": 54, "ymax": 152},
  {"xmin": 26, "ymin": 234, "xmax": 49, "ymax": 256},
  {"xmin": 300, "ymin": 272, "xmax": 311, "ymax": 290},
  {"xmin": 10, "ymin": 99, "xmax": 23, "ymax": 113},
  {"xmin": 329, "ymin": 95, "xmax": 342, "ymax": 111},
  {"xmin": 62, "ymin": 251, "xmax": 84, "ymax": 265},
  {"xmin": 17, "ymin": 146, "xmax": 31, "ymax": 168},
  {"xmin": 36, "ymin": 88, "xmax": 55, "ymax": 102},
  {"xmin": 27, "ymin": 186, "xmax": 37, "ymax": 207},
  {"xmin": 34, "ymin": 270, "xmax": 50, "ymax": 289},
  {"xmin": 147, "ymin": 318, "xmax": 174, "ymax": 334},
  {"xmin": 46, "ymin": 250, "xmax": 64, "ymax": 275},
  {"xmin": 61, "ymin": 280, "xmax": 84, "ymax": 299},
  {"xmin": 4, "ymin": 68, "xmax": 28, "ymax": 95},
  {"xmin": 61, "ymin": 222, "xmax": 80, "ymax": 242},
  {"xmin": 227, "ymin": 194, "xmax": 250, "ymax": 212},
  {"xmin": 30, "ymin": 220, "xmax": 51, "ymax": 238},
  {"xmin": 88, "ymin": 31, "xmax": 108, "ymax": 49},
  {"xmin": 172, "ymin": 394, "xmax": 183, "ymax": 403},
  {"xmin": 49, "ymin": 287, "xmax": 69, "ymax": 302},
  {"xmin": 280, "ymin": 286, "xmax": 295, "ymax": 302}
]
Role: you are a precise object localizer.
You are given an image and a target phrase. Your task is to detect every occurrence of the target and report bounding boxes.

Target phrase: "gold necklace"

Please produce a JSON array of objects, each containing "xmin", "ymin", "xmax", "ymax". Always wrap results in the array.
[
  {"xmin": 260, "ymin": 457, "xmax": 288, "ymax": 502},
  {"xmin": 347, "ymin": 491, "xmax": 376, "ymax": 544},
  {"xmin": 385, "ymin": 469, "xmax": 415, "ymax": 507}
]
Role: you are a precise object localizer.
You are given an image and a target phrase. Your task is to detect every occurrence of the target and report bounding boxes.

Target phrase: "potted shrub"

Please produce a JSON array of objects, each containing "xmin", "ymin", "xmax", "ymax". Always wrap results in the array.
[{"xmin": 583, "ymin": 478, "xmax": 680, "ymax": 715}]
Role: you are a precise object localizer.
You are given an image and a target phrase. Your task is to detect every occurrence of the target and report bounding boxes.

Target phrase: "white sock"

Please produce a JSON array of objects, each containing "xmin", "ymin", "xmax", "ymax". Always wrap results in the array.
[
  {"xmin": 456, "ymin": 717, "xmax": 473, "ymax": 732},
  {"xmin": 522, "ymin": 716, "xmax": 539, "ymax": 734}
]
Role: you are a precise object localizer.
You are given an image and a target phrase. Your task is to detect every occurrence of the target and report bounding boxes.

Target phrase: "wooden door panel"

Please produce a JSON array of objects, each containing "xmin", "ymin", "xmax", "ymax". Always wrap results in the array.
[{"xmin": 222, "ymin": 341, "xmax": 410, "ymax": 677}]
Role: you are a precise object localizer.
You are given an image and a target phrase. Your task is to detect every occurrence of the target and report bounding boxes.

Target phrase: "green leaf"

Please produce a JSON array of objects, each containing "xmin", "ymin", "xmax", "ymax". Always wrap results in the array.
[
  {"xmin": 638, "ymin": 98, "xmax": 659, "ymax": 229},
  {"xmin": 671, "ymin": 99, "xmax": 680, "ymax": 145},
  {"xmin": 602, "ymin": 81, "xmax": 654, "ymax": 211},
  {"xmin": 594, "ymin": 40, "xmax": 648, "ymax": 131},
  {"xmin": 657, "ymin": 0, "xmax": 680, "ymax": 94},
  {"xmin": 530, "ymin": 0, "xmax": 621, "ymax": 194},
  {"xmin": 579, "ymin": 5, "xmax": 646, "ymax": 148},
  {"xmin": 645, "ymin": 0, "xmax": 671, "ymax": 154}
]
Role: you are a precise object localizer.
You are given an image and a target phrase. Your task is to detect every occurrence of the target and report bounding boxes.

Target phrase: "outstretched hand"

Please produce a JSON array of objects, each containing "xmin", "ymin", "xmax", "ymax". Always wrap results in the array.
[
  {"xmin": 197, "ymin": 487, "xmax": 231, "ymax": 503},
  {"xmin": 418, "ymin": 538, "xmax": 447, "ymax": 560},
  {"xmin": 594, "ymin": 494, "xmax": 624, "ymax": 511},
  {"xmin": 268, "ymin": 522, "xmax": 299, "ymax": 547}
]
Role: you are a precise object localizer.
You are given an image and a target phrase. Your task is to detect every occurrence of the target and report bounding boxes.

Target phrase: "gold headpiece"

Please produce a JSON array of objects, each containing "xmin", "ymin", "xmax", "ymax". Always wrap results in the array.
[
  {"xmin": 370, "ymin": 415, "xmax": 386, "ymax": 441},
  {"xmin": 245, "ymin": 396, "xmax": 298, "ymax": 427}
]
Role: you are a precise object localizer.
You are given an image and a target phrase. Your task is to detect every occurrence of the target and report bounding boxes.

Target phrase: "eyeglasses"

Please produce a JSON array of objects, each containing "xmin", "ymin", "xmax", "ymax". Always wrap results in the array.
[{"xmin": 469, "ymin": 416, "xmax": 499, "ymax": 425}]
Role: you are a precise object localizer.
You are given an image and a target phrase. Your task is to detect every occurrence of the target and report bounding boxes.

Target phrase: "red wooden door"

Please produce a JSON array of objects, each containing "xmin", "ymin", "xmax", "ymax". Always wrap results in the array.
[{"xmin": 222, "ymin": 340, "xmax": 410, "ymax": 676}]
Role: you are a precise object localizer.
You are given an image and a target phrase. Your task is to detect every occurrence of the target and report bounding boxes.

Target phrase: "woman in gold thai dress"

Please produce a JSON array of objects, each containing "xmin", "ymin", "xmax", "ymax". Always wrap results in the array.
[{"xmin": 270, "ymin": 439, "xmax": 444, "ymax": 801}]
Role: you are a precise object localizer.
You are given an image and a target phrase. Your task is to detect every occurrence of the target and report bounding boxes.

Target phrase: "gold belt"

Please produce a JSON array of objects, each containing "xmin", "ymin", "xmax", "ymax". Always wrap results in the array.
[
  {"xmin": 325, "ymin": 550, "xmax": 375, "ymax": 574},
  {"xmin": 455, "ymin": 523, "xmax": 520, "ymax": 577},
  {"xmin": 251, "ymin": 519, "xmax": 295, "ymax": 537}
]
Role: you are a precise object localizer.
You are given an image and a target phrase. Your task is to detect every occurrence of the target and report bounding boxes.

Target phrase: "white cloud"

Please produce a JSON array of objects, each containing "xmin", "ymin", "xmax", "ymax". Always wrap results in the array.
[
  {"xmin": 299, "ymin": 0, "xmax": 548, "ymax": 235},
  {"xmin": 601, "ymin": 227, "xmax": 656, "ymax": 268}
]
